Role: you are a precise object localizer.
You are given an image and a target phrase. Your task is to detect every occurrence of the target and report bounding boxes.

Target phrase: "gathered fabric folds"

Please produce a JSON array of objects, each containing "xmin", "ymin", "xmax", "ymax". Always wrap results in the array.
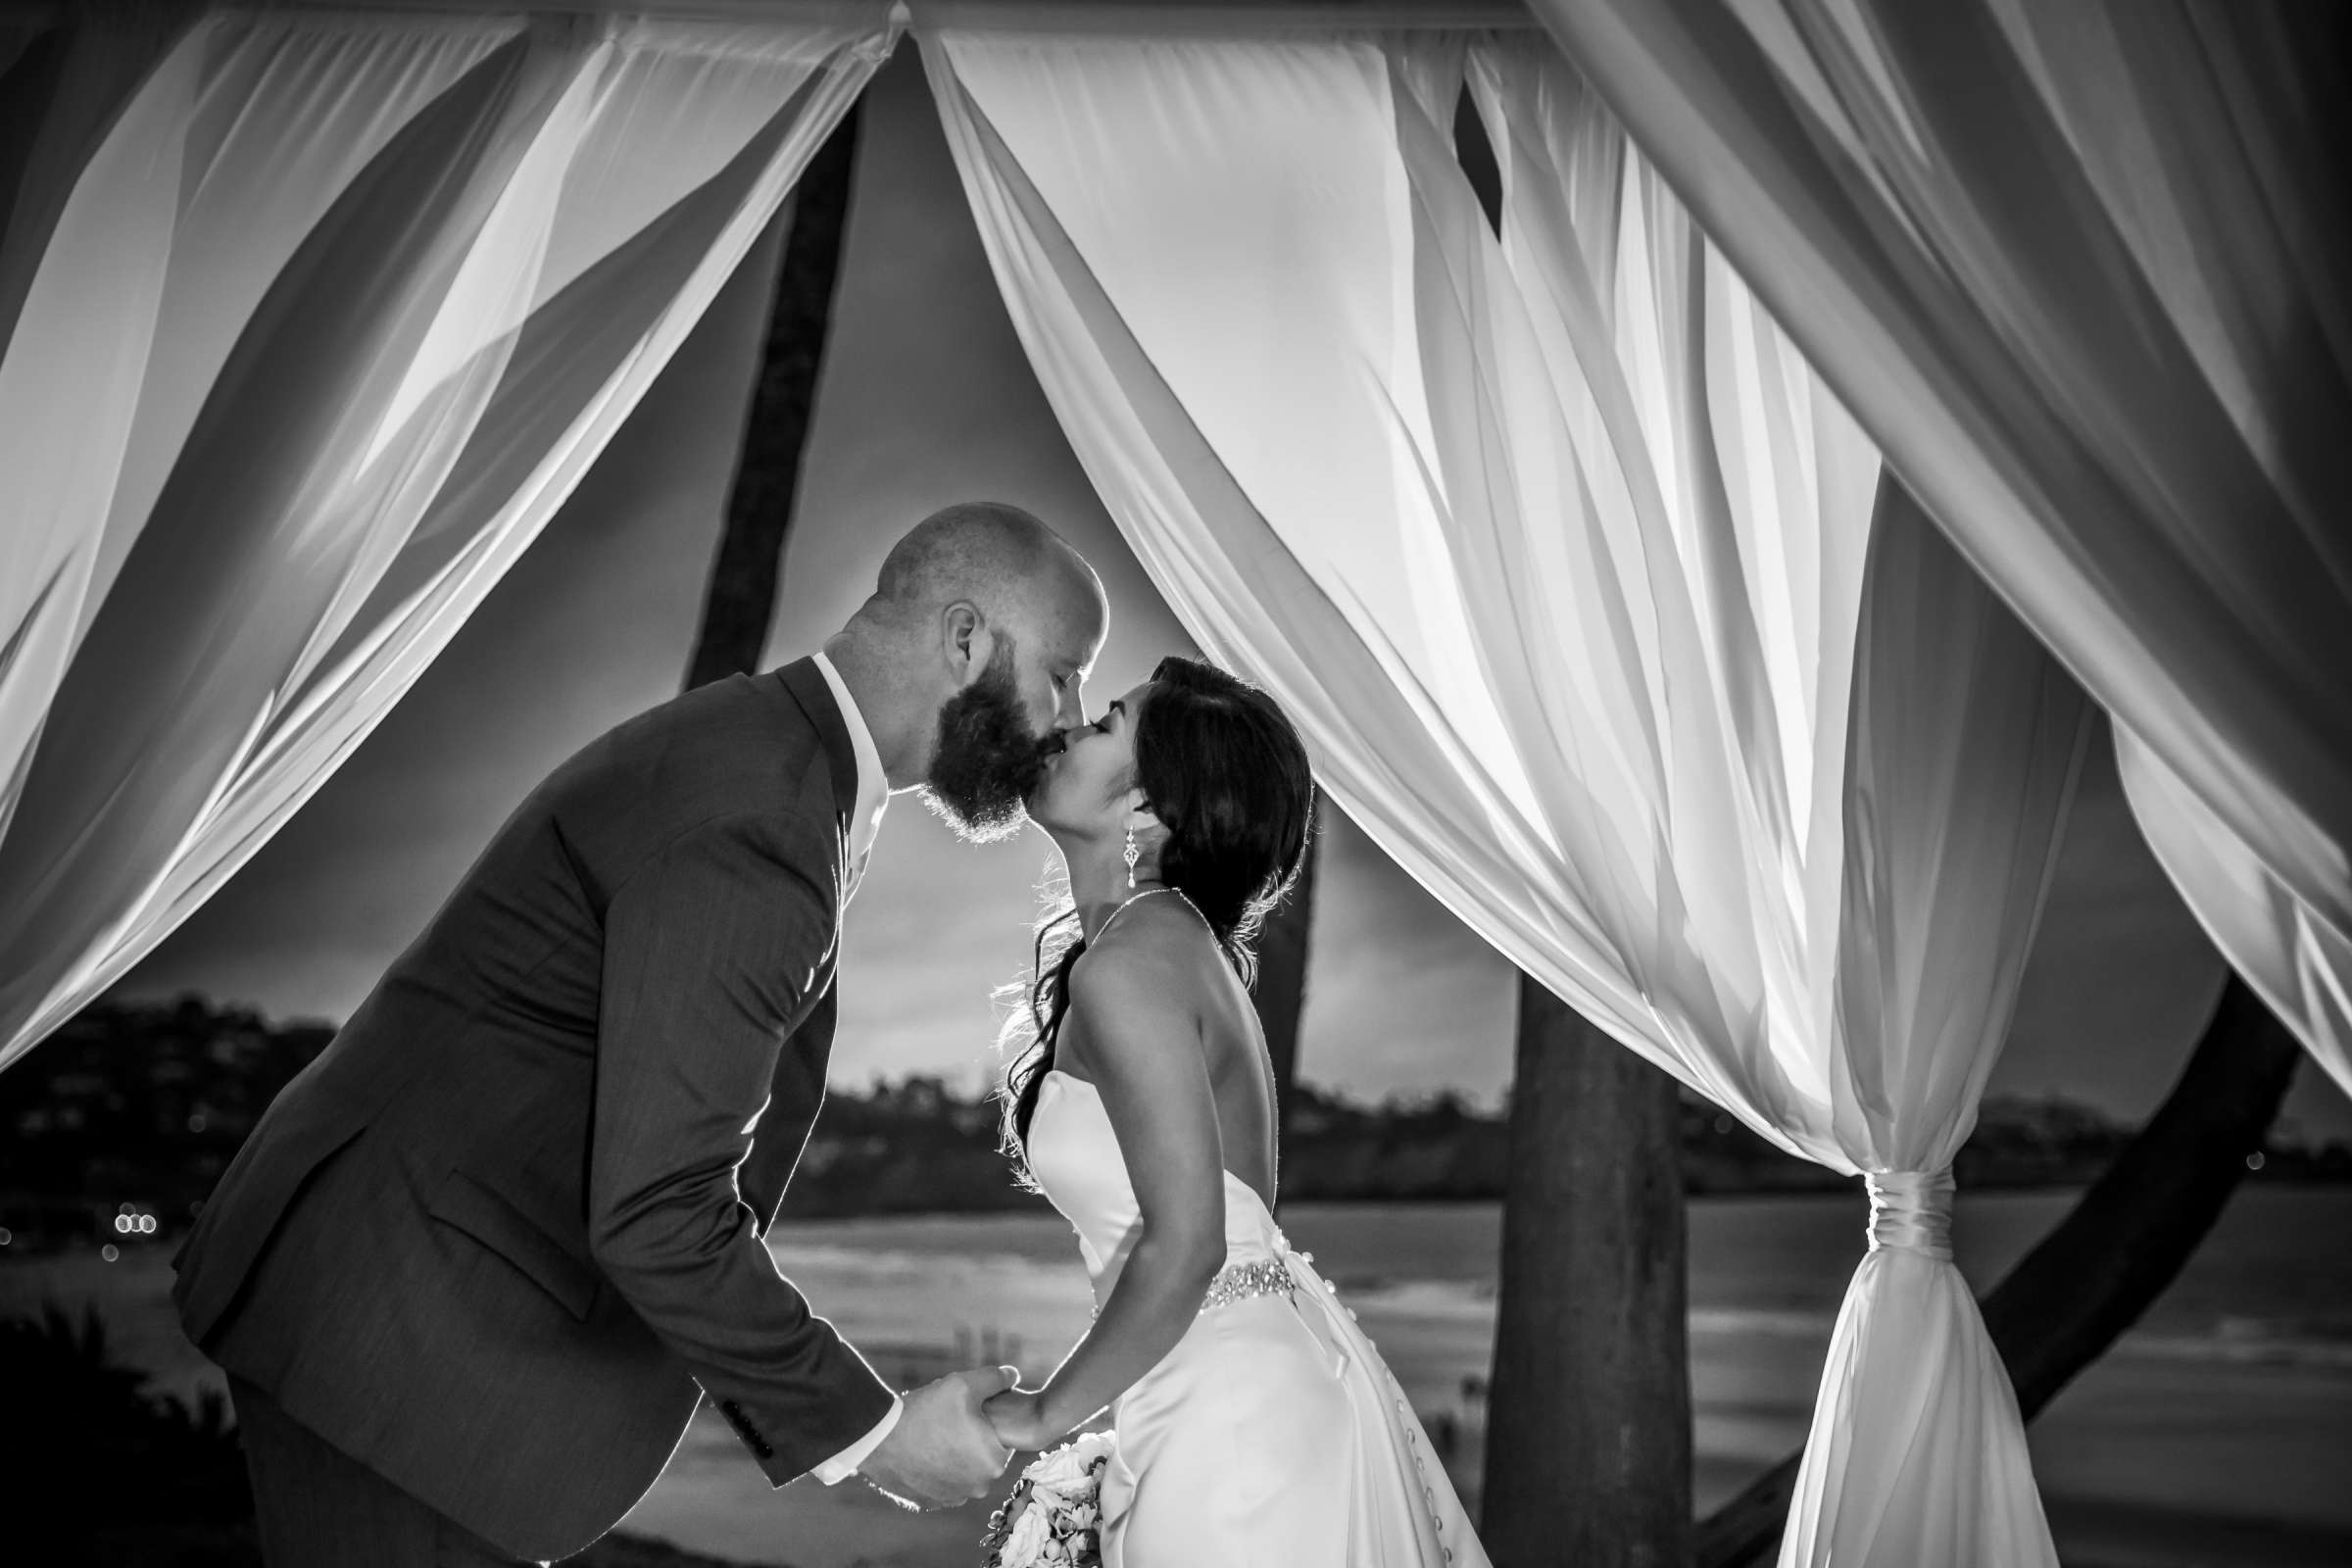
[
  {"xmin": 1529, "ymin": 0, "xmax": 2352, "ymax": 1101},
  {"xmin": 0, "ymin": 1, "xmax": 900, "ymax": 1067},
  {"xmin": 924, "ymin": 24, "xmax": 2084, "ymax": 1566}
]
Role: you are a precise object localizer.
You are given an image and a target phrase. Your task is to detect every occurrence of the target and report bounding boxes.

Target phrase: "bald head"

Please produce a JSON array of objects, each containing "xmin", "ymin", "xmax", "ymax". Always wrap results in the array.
[
  {"xmin": 867, "ymin": 502, "xmax": 1095, "ymax": 627},
  {"xmin": 827, "ymin": 501, "xmax": 1109, "ymax": 801}
]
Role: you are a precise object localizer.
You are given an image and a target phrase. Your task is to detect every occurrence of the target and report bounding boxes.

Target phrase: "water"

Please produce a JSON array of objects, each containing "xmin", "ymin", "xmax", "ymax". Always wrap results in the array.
[{"xmin": 11, "ymin": 1188, "xmax": 2347, "ymax": 1566}]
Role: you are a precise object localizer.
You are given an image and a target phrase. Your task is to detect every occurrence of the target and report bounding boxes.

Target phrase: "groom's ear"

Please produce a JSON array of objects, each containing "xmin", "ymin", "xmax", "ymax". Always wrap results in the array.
[{"xmin": 940, "ymin": 601, "xmax": 990, "ymax": 687}]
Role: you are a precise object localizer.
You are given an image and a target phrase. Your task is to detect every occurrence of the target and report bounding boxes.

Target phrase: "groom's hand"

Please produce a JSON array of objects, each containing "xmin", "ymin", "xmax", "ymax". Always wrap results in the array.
[{"xmin": 856, "ymin": 1365, "xmax": 1017, "ymax": 1509}]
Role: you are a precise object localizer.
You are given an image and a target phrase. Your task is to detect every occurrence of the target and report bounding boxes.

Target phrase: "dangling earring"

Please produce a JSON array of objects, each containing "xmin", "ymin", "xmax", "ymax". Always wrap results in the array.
[{"xmin": 1123, "ymin": 826, "xmax": 1141, "ymax": 890}]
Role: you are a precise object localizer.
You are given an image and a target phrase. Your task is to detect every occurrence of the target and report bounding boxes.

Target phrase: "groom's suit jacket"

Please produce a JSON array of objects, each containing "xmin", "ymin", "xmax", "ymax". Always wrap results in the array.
[{"xmin": 172, "ymin": 659, "xmax": 896, "ymax": 1562}]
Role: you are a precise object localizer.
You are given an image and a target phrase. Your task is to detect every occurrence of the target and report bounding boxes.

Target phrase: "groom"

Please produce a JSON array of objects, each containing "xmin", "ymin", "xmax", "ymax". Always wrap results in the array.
[{"xmin": 173, "ymin": 502, "xmax": 1109, "ymax": 1566}]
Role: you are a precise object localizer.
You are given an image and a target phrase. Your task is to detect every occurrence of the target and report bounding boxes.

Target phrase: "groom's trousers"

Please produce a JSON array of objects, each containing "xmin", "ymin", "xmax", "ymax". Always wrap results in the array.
[{"xmin": 230, "ymin": 1377, "xmax": 538, "ymax": 1568}]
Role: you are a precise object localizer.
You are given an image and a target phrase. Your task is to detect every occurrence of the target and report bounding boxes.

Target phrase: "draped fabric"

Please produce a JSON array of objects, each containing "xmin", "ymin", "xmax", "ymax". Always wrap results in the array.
[
  {"xmin": 1527, "ymin": 0, "xmax": 2352, "ymax": 1100},
  {"xmin": 924, "ymin": 26, "xmax": 2085, "ymax": 1565},
  {"xmin": 0, "ymin": 1, "xmax": 900, "ymax": 1070}
]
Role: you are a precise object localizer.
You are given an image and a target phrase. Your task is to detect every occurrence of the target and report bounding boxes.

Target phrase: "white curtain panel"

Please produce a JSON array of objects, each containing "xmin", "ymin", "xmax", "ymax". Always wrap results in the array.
[
  {"xmin": 924, "ymin": 26, "xmax": 2085, "ymax": 1565},
  {"xmin": 1529, "ymin": 0, "xmax": 2352, "ymax": 1100},
  {"xmin": 0, "ymin": 1, "xmax": 900, "ymax": 1070}
]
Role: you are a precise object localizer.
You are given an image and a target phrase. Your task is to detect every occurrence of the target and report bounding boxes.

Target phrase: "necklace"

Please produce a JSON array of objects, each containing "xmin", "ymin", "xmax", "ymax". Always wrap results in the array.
[{"xmin": 1095, "ymin": 882, "xmax": 1206, "ymax": 942}]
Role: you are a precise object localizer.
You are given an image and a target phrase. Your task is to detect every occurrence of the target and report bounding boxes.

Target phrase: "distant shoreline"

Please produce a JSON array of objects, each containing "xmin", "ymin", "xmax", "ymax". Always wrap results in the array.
[{"xmin": 16, "ymin": 1174, "xmax": 2352, "ymax": 1260}]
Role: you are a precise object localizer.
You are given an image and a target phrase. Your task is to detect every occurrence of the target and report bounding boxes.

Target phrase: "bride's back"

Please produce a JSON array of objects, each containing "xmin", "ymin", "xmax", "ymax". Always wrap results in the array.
[{"xmin": 1053, "ymin": 891, "xmax": 1280, "ymax": 1210}]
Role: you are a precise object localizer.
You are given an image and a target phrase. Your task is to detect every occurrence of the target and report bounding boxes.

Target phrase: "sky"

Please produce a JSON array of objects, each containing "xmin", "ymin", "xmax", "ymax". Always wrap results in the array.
[{"xmin": 116, "ymin": 51, "xmax": 2350, "ymax": 1143}]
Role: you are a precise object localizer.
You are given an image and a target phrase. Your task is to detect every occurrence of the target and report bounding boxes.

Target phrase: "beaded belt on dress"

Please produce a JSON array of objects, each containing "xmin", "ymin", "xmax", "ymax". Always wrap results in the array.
[
  {"xmin": 1200, "ymin": 1256, "xmax": 1295, "ymax": 1311},
  {"xmin": 1091, "ymin": 1256, "xmax": 1295, "ymax": 1319}
]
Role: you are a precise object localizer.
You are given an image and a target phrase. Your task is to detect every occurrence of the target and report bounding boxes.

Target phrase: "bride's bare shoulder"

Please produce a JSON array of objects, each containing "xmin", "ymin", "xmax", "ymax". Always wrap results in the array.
[{"xmin": 1068, "ymin": 899, "xmax": 1219, "ymax": 1020}]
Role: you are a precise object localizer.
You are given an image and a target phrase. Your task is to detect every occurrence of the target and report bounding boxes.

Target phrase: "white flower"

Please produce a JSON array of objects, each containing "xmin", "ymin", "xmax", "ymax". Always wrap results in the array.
[
  {"xmin": 1002, "ymin": 1499, "xmax": 1052, "ymax": 1567},
  {"xmin": 1066, "ymin": 1501, "xmax": 1099, "ymax": 1531},
  {"xmin": 1024, "ymin": 1434, "xmax": 1105, "ymax": 1494},
  {"xmin": 1025, "ymin": 1439, "xmax": 1086, "ymax": 1494}
]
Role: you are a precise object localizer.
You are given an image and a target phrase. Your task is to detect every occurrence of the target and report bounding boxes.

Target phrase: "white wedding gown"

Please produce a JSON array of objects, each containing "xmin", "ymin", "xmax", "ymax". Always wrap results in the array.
[{"xmin": 1027, "ymin": 1067, "xmax": 1492, "ymax": 1567}]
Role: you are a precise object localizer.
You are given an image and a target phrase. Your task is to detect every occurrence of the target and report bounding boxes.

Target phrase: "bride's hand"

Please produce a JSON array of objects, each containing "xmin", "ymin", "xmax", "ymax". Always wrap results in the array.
[{"xmin": 981, "ymin": 1386, "xmax": 1059, "ymax": 1453}]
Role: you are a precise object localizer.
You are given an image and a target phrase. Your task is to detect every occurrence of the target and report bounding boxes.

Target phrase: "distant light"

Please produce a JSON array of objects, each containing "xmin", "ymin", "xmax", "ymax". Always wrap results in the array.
[
  {"xmin": 2246, "ymin": 1151, "xmax": 2267, "ymax": 1172},
  {"xmin": 118, "ymin": 1201, "xmax": 136, "ymax": 1216},
  {"xmin": 188, "ymin": 1112, "xmax": 208, "ymax": 1133},
  {"xmin": 114, "ymin": 1215, "xmax": 130, "ymax": 1234},
  {"xmin": 101, "ymin": 1244, "xmax": 120, "ymax": 1263},
  {"xmin": 188, "ymin": 1200, "xmax": 204, "ymax": 1218},
  {"xmin": 1713, "ymin": 1114, "xmax": 1733, "ymax": 1135},
  {"xmin": 137, "ymin": 1215, "xmax": 157, "ymax": 1234},
  {"xmin": 0, "ymin": 1227, "xmax": 12, "ymax": 1247}
]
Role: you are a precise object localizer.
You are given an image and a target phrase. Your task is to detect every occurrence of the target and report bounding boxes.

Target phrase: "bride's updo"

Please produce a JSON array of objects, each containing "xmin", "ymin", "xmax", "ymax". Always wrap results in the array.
[
  {"xmin": 1132, "ymin": 657, "xmax": 1315, "ymax": 952},
  {"xmin": 1001, "ymin": 657, "xmax": 1314, "ymax": 1162}
]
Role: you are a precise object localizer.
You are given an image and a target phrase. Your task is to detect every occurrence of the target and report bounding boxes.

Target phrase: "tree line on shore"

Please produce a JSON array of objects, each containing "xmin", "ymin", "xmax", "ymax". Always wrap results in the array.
[{"xmin": 5, "ymin": 996, "xmax": 2345, "ymax": 1250}]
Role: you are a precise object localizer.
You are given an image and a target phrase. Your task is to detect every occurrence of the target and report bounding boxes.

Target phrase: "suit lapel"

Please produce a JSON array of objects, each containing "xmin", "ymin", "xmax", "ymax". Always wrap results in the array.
[
  {"xmin": 771, "ymin": 657, "xmax": 857, "ymax": 891},
  {"xmin": 744, "ymin": 660, "xmax": 857, "ymax": 1233}
]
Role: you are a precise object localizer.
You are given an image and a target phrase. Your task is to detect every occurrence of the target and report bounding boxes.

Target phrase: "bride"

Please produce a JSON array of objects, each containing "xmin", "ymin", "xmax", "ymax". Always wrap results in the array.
[{"xmin": 979, "ymin": 656, "xmax": 1491, "ymax": 1567}]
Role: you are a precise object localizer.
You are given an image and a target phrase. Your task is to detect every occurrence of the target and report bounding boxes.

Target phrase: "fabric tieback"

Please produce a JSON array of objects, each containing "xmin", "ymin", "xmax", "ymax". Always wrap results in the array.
[{"xmin": 1864, "ymin": 1168, "xmax": 1955, "ymax": 1260}]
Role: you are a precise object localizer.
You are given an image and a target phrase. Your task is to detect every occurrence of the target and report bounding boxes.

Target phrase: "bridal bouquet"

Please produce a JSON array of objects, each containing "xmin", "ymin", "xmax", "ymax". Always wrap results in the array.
[{"xmin": 980, "ymin": 1429, "xmax": 1116, "ymax": 1568}]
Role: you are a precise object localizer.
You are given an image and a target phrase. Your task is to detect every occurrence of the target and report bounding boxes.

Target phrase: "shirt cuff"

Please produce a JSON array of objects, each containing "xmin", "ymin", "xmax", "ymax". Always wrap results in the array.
[{"xmin": 811, "ymin": 1394, "xmax": 903, "ymax": 1485}]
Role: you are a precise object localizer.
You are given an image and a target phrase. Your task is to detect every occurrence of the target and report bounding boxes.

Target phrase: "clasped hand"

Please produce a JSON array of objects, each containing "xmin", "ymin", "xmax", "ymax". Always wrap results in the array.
[
  {"xmin": 856, "ymin": 1365, "xmax": 1017, "ymax": 1509},
  {"xmin": 979, "ymin": 1384, "xmax": 1060, "ymax": 1453}
]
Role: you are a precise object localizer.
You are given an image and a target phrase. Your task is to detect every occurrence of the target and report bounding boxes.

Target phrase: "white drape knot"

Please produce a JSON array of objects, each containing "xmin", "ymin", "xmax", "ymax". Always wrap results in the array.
[{"xmin": 1864, "ymin": 1168, "xmax": 1954, "ymax": 1260}]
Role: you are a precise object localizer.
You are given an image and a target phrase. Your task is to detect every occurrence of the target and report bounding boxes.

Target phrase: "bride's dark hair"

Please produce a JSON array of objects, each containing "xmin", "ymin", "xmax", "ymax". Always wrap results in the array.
[{"xmin": 998, "ymin": 657, "xmax": 1314, "ymax": 1176}]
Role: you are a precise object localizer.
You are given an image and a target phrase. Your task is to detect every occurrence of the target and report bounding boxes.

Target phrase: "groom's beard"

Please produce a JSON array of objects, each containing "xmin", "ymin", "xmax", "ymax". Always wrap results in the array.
[{"xmin": 922, "ymin": 643, "xmax": 1052, "ymax": 845}]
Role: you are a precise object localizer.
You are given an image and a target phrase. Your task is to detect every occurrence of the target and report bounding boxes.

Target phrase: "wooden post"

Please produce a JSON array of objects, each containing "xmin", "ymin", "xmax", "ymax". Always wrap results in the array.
[{"xmin": 1484, "ymin": 972, "xmax": 1692, "ymax": 1567}]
